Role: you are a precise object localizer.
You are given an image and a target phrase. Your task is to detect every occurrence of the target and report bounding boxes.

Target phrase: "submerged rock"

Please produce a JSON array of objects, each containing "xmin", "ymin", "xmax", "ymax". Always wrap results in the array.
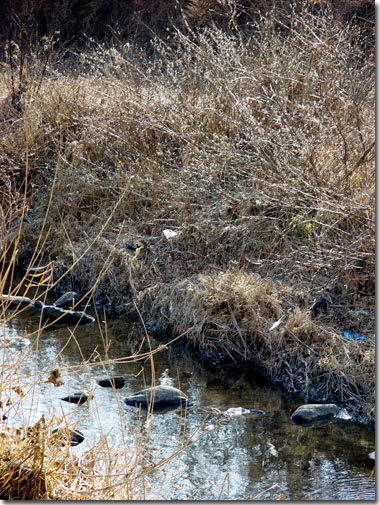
[
  {"xmin": 0, "ymin": 338, "xmax": 31, "ymax": 350},
  {"xmin": 124, "ymin": 385, "xmax": 188, "ymax": 408},
  {"xmin": 53, "ymin": 291, "xmax": 82, "ymax": 309},
  {"xmin": 97, "ymin": 376, "xmax": 125, "ymax": 389},
  {"xmin": 52, "ymin": 428, "xmax": 85, "ymax": 446},
  {"xmin": 39, "ymin": 304, "xmax": 95, "ymax": 325},
  {"xmin": 1, "ymin": 295, "xmax": 32, "ymax": 308},
  {"xmin": 290, "ymin": 403, "xmax": 351, "ymax": 427},
  {"xmin": 60, "ymin": 392, "xmax": 93, "ymax": 405},
  {"xmin": 266, "ymin": 442, "xmax": 279, "ymax": 458},
  {"xmin": 223, "ymin": 407, "xmax": 266, "ymax": 417}
]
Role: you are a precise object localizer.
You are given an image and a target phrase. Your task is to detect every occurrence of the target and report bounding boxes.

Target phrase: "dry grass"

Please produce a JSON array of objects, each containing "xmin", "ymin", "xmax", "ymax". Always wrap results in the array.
[{"xmin": 0, "ymin": 3, "xmax": 375, "ymax": 423}]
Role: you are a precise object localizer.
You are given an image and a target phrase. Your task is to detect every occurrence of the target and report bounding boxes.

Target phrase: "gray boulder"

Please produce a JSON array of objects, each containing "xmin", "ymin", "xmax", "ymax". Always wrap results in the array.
[
  {"xmin": 1, "ymin": 294, "xmax": 32, "ymax": 308},
  {"xmin": 124, "ymin": 385, "xmax": 188, "ymax": 408},
  {"xmin": 53, "ymin": 291, "xmax": 82, "ymax": 309},
  {"xmin": 290, "ymin": 403, "xmax": 351, "ymax": 427},
  {"xmin": 40, "ymin": 304, "xmax": 95, "ymax": 325}
]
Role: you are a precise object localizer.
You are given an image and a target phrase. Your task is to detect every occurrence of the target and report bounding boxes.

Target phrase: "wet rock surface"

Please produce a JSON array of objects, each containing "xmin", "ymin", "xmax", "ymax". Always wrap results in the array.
[
  {"xmin": 97, "ymin": 376, "xmax": 125, "ymax": 389},
  {"xmin": 223, "ymin": 407, "xmax": 266, "ymax": 417},
  {"xmin": 60, "ymin": 392, "xmax": 93, "ymax": 405},
  {"xmin": 1, "ymin": 295, "xmax": 33, "ymax": 308},
  {"xmin": 0, "ymin": 338, "xmax": 31, "ymax": 350},
  {"xmin": 53, "ymin": 291, "xmax": 83, "ymax": 309},
  {"xmin": 290, "ymin": 403, "xmax": 351, "ymax": 428},
  {"xmin": 124, "ymin": 385, "xmax": 188, "ymax": 408},
  {"xmin": 40, "ymin": 304, "xmax": 95, "ymax": 325}
]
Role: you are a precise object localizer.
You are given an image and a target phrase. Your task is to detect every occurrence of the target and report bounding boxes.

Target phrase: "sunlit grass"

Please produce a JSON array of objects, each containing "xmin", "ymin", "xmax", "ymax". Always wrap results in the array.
[{"xmin": 0, "ymin": 1, "xmax": 374, "ymax": 430}]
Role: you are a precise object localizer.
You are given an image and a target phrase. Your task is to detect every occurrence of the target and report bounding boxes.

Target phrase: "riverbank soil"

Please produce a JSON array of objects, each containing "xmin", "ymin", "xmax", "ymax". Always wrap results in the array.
[{"xmin": 0, "ymin": 1, "xmax": 374, "ymax": 424}]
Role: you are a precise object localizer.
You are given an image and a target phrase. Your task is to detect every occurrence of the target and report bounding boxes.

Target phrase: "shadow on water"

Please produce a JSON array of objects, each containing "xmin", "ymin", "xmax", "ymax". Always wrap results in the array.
[{"xmin": 0, "ymin": 305, "xmax": 375, "ymax": 500}]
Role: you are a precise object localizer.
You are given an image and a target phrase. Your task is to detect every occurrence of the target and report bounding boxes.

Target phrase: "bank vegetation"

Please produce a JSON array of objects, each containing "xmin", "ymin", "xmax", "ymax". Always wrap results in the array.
[{"xmin": 0, "ymin": 0, "xmax": 375, "ymax": 437}]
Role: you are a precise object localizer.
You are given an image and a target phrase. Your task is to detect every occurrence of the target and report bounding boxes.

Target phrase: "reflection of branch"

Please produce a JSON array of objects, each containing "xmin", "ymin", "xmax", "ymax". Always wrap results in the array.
[{"xmin": 252, "ymin": 483, "xmax": 280, "ymax": 500}]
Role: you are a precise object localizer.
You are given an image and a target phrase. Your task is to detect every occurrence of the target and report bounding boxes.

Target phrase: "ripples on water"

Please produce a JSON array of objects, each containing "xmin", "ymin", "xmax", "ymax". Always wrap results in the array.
[{"xmin": 0, "ymin": 308, "xmax": 375, "ymax": 500}]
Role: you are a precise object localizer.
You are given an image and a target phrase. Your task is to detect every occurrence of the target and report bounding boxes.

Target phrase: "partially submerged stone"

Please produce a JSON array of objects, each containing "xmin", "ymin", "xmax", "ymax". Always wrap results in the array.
[
  {"xmin": 53, "ymin": 291, "xmax": 82, "ymax": 309},
  {"xmin": 223, "ymin": 407, "xmax": 266, "ymax": 417},
  {"xmin": 97, "ymin": 376, "xmax": 125, "ymax": 389},
  {"xmin": 23, "ymin": 265, "xmax": 47, "ymax": 274},
  {"xmin": 1, "ymin": 294, "xmax": 32, "ymax": 309},
  {"xmin": 40, "ymin": 304, "xmax": 95, "ymax": 325},
  {"xmin": 0, "ymin": 338, "xmax": 31, "ymax": 350},
  {"xmin": 124, "ymin": 385, "xmax": 188, "ymax": 408},
  {"xmin": 60, "ymin": 392, "xmax": 93, "ymax": 405},
  {"xmin": 52, "ymin": 428, "xmax": 85, "ymax": 446},
  {"xmin": 290, "ymin": 403, "xmax": 351, "ymax": 427}
]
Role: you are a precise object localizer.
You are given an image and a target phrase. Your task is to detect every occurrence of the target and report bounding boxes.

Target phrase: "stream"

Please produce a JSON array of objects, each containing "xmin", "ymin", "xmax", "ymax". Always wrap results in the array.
[{"xmin": 0, "ymin": 303, "xmax": 375, "ymax": 500}]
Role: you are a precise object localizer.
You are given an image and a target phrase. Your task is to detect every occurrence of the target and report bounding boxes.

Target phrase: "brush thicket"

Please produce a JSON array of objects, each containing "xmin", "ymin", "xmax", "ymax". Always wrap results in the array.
[{"xmin": 0, "ymin": 3, "xmax": 374, "ymax": 422}]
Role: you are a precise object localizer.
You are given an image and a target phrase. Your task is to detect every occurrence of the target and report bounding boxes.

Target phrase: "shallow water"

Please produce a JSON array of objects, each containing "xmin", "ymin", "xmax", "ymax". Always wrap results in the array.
[{"xmin": 0, "ymin": 304, "xmax": 375, "ymax": 500}]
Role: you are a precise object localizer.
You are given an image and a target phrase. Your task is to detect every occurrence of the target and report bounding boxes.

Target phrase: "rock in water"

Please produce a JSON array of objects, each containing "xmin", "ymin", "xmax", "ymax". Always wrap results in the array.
[
  {"xmin": 60, "ymin": 392, "xmax": 93, "ymax": 405},
  {"xmin": 1, "ymin": 295, "xmax": 32, "ymax": 308},
  {"xmin": 52, "ymin": 428, "xmax": 85, "ymax": 446},
  {"xmin": 0, "ymin": 338, "xmax": 31, "ymax": 350},
  {"xmin": 223, "ymin": 407, "xmax": 266, "ymax": 417},
  {"xmin": 34, "ymin": 300, "xmax": 44, "ymax": 309},
  {"xmin": 53, "ymin": 291, "xmax": 82, "ymax": 309},
  {"xmin": 97, "ymin": 376, "xmax": 125, "ymax": 389},
  {"xmin": 124, "ymin": 385, "xmax": 188, "ymax": 408},
  {"xmin": 290, "ymin": 403, "xmax": 351, "ymax": 427},
  {"xmin": 40, "ymin": 304, "xmax": 95, "ymax": 325}
]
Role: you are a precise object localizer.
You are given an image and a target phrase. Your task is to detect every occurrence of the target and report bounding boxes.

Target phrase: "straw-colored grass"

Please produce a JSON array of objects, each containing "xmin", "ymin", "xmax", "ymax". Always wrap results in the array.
[{"xmin": 0, "ymin": 2, "xmax": 375, "ymax": 425}]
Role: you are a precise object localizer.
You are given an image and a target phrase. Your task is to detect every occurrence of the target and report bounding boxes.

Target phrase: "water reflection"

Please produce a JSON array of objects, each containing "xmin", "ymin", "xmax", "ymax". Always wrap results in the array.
[{"xmin": 0, "ymin": 306, "xmax": 375, "ymax": 500}]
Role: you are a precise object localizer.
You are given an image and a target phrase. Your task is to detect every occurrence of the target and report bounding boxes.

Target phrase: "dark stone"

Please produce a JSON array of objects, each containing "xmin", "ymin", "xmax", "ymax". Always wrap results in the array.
[
  {"xmin": 41, "ymin": 305, "xmax": 95, "ymax": 325},
  {"xmin": 1, "ymin": 295, "xmax": 32, "ymax": 308},
  {"xmin": 34, "ymin": 300, "xmax": 44, "ymax": 310},
  {"xmin": 53, "ymin": 291, "xmax": 82, "ymax": 309},
  {"xmin": 124, "ymin": 385, "xmax": 188, "ymax": 408},
  {"xmin": 52, "ymin": 428, "xmax": 85, "ymax": 446},
  {"xmin": 97, "ymin": 376, "xmax": 125, "ymax": 389},
  {"xmin": 60, "ymin": 392, "xmax": 93, "ymax": 404}
]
